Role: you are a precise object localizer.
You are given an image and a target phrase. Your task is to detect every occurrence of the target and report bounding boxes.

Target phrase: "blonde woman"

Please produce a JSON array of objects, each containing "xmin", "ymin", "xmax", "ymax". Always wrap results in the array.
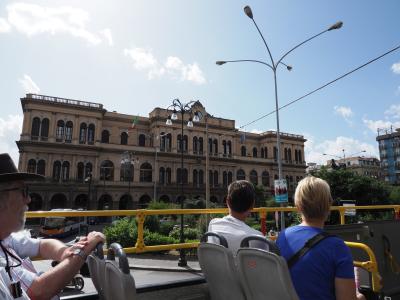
[{"xmin": 276, "ymin": 176, "xmax": 363, "ymax": 300}]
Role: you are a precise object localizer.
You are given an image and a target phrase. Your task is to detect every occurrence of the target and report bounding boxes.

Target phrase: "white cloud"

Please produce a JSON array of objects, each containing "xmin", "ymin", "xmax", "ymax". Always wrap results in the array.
[
  {"xmin": 363, "ymin": 118, "xmax": 400, "ymax": 134},
  {"xmin": 385, "ymin": 104, "xmax": 400, "ymax": 119},
  {"xmin": 304, "ymin": 134, "xmax": 378, "ymax": 165},
  {"xmin": 250, "ymin": 129, "xmax": 263, "ymax": 134},
  {"xmin": 334, "ymin": 106, "xmax": 353, "ymax": 118},
  {"xmin": 0, "ymin": 115, "xmax": 24, "ymax": 165},
  {"xmin": 0, "ymin": 18, "xmax": 11, "ymax": 33},
  {"xmin": 124, "ymin": 47, "xmax": 206, "ymax": 84},
  {"xmin": 19, "ymin": 74, "xmax": 40, "ymax": 94},
  {"xmin": 100, "ymin": 28, "xmax": 113, "ymax": 46},
  {"xmin": 391, "ymin": 62, "xmax": 400, "ymax": 74},
  {"xmin": 6, "ymin": 3, "xmax": 108, "ymax": 45}
]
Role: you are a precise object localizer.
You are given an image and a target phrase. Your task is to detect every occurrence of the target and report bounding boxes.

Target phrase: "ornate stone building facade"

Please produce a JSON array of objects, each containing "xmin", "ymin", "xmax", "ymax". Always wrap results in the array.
[{"xmin": 17, "ymin": 94, "xmax": 306, "ymax": 211}]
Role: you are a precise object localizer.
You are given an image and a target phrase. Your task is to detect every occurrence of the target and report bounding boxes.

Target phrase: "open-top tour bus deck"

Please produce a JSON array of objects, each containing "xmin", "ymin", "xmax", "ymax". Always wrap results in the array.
[{"xmin": 26, "ymin": 206, "xmax": 400, "ymax": 300}]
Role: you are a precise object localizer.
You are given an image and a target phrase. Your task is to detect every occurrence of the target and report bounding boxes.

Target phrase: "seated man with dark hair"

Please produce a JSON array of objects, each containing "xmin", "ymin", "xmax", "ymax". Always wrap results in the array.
[{"xmin": 208, "ymin": 180, "xmax": 266, "ymax": 254}]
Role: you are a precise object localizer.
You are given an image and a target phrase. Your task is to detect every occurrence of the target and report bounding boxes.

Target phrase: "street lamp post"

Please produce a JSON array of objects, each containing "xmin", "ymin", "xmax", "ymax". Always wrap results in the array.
[
  {"xmin": 216, "ymin": 5, "xmax": 342, "ymax": 231},
  {"xmin": 166, "ymin": 98, "xmax": 202, "ymax": 267},
  {"xmin": 121, "ymin": 151, "xmax": 137, "ymax": 195},
  {"xmin": 84, "ymin": 172, "xmax": 92, "ymax": 209}
]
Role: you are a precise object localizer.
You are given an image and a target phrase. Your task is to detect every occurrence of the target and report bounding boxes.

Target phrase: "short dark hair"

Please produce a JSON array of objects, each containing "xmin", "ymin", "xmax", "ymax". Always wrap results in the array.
[{"xmin": 227, "ymin": 180, "xmax": 255, "ymax": 213}]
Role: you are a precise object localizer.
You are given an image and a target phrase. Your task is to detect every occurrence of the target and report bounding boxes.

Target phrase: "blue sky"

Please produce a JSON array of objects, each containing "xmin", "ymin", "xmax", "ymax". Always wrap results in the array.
[{"xmin": 1, "ymin": 0, "xmax": 400, "ymax": 165}]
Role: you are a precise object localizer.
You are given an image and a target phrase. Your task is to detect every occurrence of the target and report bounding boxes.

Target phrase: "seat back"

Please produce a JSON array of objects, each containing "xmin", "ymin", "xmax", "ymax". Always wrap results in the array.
[
  {"xmin": 87, "ymin": 243, "xmax": 106, "ymax": 299},
  {"xmin": 240, "ymin": 235, "xmax": 281, "ymax": 255},
  {"xmin": 237, "ymin": 240, "xmax": 299, "ymax": 300},
  {"xmin": 103, "ymin": 243, "xmax": 136, "ymax": 300},
  {"xmin": 198, "ymin": 232, "xmax": 245, "ymax": 300}
]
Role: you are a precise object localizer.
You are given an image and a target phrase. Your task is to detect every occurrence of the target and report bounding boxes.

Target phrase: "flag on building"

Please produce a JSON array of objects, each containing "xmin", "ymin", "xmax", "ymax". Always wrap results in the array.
[{"xmin": 131, "ymin": 116, "xmax": 139, "ymax": 128}]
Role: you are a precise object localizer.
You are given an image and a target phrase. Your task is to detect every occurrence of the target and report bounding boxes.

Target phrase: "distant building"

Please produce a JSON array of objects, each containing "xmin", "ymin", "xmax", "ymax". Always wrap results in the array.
[
  {"xmin": 306, "ymin": 162, "xmax": 322, "ymax": 174},
  {"xmin": 327, "ymin": 156, "xmax": 382, "ymax": 179},
  {"xmin": 17, "ymin": 94, "xmax": 307, "ymax": 211},
  {"xmin": 376, "ymin": 127, "xmax": 400, "ymax": 184}
]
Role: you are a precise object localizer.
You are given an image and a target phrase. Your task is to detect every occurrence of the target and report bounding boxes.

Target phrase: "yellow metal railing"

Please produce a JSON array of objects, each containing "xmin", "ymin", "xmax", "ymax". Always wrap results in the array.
[{"xmin": 26, "ymin": 204, "xmax": 399, "ymax": 293}]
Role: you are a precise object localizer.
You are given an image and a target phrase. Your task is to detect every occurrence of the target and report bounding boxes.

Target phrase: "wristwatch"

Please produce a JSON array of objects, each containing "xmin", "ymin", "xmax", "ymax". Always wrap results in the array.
[{"xmin": 72, "ymin": 248, "xmax": 87, "ymax": 261}]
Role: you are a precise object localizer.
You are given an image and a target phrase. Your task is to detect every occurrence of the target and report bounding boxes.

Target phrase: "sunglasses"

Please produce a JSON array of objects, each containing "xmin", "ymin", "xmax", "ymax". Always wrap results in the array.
[{"xmin": 0, "ymin": 186, "xmax": 29, "ymax": 198}]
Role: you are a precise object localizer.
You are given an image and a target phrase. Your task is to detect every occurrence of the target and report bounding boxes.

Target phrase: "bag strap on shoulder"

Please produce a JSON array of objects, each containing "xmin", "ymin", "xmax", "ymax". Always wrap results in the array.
[{"xmin": 287, "ymin": 231, "xmax": 334, "ymax": 268}]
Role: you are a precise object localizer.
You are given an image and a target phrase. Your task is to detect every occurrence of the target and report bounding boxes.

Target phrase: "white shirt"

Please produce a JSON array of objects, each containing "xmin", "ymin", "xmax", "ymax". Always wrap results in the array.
[
  {"xmin": 0, "ymin": 232, "xmax": 40, "ymax": 300},
  {"xmin": 208, "ymin": 215, "xmax": 267, "ymax": 255}
]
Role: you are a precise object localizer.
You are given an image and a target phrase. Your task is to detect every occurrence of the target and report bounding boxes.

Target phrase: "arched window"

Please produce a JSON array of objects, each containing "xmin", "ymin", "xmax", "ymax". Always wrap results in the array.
[
  {"xmin": 264, "ymin": 147, "xmax": 268, "ymax": 159},
  {"xmin": 208, "ymin": 138, "xmax": 213, "ymax": 154},
  {"xmin": 159, "ymin": 167, "xmax": 165, "ymax": 185},
  {"xmin": 61, "ymin": 161, "xmax": 70, "ymax": 181},
  {"xmin": 298, "ymin": 150, "xmax": 302, "ymax": 163},
  {"xmin": 88, "ymin": 124, "xmax": 95, "ymax": 144},
  {"xmin": 262, "ymin": 171, "xmax": 270, "ymax": 186},
  {"xmin": 65, "ymin": 121, "xmax": 73, "ymax": 143},
  {"xmin": 77, "ymin": 162, "xmax": 84, "ymax": 181},
  {"xmin": 183, "ymin": 135, "xmax": 188, "ymax": 152},
  {"xmin": 27, "ymin": 159, "xmax": 36, "ymax": 173},
  {"xmin": 160, "ymin": 133, "xmax": 167, "ymax": 151},
  {"xmin": 31, "ymin": 117, "xmax": 40, "ymax": 140},
  {"xmin": 237, "ymin": 169, "xmax": 245, "ymax": 180},
  {"xmin": 56, "ymin": 120, "xmax": 64, "ymax": 142},
  {"xmin": 228, "ymin": 171, "xmax": 233, "ymax": 185},
  {"xmin": 139, "ymin": 134, "xmax": 146, "ymax": 147},
  {"xmin": 209, "ymin": 170, "xmax": 213, "ymax": 187},
  {"xmin": 288, "ymin": 149, "xmax": 292, "ymax": 161},
  {"xmin": 40, "ymin": 118, "xmax": 49, "ymax": 141},
  {"xmin": 227, "ymin": 141, "xmax": 232, "ymax": 156},
  {"xmin": 79, "ymin": 123, "xmax": 87, "ymax": 144},
  {"xmin": 284, "ymin": 148, "xmax": 288, "ymax": 161},
  {"xmin": 199, "ymin": 137, "xmax": 204, "ymax": 154},
  {"xmin": 223, "ymin": 140, "xmax": 227, "ymax": 155},
  {"xmin": 121, "ymin": 132, "xmax": 128, "ymax": 145},
  {"xmin": 100, "ymin": 160, "xmax": 114, "ymax": 181},
  {"xmin": 253, "ymin": 147, "xmax": 258, "ymax": 158},
  {"xmin": 241, "ymin": 146, "xmax": 247, "ymax": 157},
  {"xmin": 250, "ymin": 170, "xmax": 258, "ymax": 185},
  {"xmin": 193, "ymin": 169, "xmax": 198, "ymax": 186},
  {"xmin": 166, "ymin": 134, "xmax": 172, "ymax": 152},
  {"xmin": 199, "ymin": 170, "xmax": 204, "ymax": 185},
  {"xmin": 193, "ymin": 136, "xmax": 198, "ymax": 154},
  {"xmin": 53, "ymin": 161, "xmax": 61, "ymax": 181},
  {"xmin": 120, "ymin": 161, "xmax": 133, "ymax": 182},
  {"xmin": 166, "ymin": 168, "xmax": 171, "ymax": 184},
  {"xmin": 223, "ymin": 171, "xmax": 228, "ymax": 187},
  {"xmin": 85, "ymin": 163, "xmax": 92, "ymax": 178},
  {"xmin": 213, "ymin": 139, "xmax": 218, "ymax": 155},
  {"xmin": 140, "ymin": 162, "xmax": 152, "ymax": 182},
  {"xmin": 261, "ymin": 148, "xmax": 265, "ymax": 158},
  {"xmin": 214, "ymin": 170, "xmax": 218, "ymax": 186},
  {"xmin": 101, "ymin": 130, "xmax": 110, "ymax": 143},
  {"xmin": 177, "ymin": 168, "xmax": 188, "ymax": 184},
  {"xmin": 37, "ymin": 160, "xmax": 45, "ymax": 176},
  {"xmin": 273, "ymin": 147, "xmax": 278, "ymax": 160}
]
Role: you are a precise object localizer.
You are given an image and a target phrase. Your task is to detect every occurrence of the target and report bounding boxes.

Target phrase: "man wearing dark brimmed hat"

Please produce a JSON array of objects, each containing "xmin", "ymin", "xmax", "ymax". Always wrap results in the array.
[{"xmin": 0, "ymin": 153, "xmax": 105, "ymax": 299}]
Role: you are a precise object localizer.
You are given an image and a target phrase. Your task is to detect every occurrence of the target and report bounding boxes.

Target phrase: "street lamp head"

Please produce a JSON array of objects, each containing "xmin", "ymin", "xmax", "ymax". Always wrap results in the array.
[
  {"xmin": 216, "ymin": 61, "xmax": 226, "ymax": 66},
  {"xmin": 187, "ymin": 118, "xmax": 194, "ymax": 128},
  {"xmin": 166, "ymin": 116, "xmax": 172, "ymax": 126},
  {"xmin": 328, "ymin": 21, "xmax": 343, "ymax": 31},
  {"xmin": 243, "ymin": 5, "xmax": 253, "ymax": 19},
  {"xmin": 171, "ymin": 109, "xmax": 178, "ymax": 120}
]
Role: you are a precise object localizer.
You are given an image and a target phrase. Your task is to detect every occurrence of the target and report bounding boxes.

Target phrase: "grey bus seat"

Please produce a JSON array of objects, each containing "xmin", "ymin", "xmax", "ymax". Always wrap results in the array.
[
  {"xmin": 198, "ymin": 232, "xmax": 245, "ymax": 300},
  {"xmin": 240, "ymin": 235, "xmax": 281, "ymax": 255},
  {"xmin": 237, "ymin": 236, "xmax": 299, "ymax": 300},
  {"xmin": 87, "ymin": 243, "xmax": 106, "ymax": 299},
  {"xmin": 104, "ymin": 242, "xmax": 136, "ymax": 300}
]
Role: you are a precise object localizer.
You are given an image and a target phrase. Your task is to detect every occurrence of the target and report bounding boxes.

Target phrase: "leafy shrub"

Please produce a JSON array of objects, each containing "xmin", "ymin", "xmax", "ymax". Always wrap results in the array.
[
  {"xmin": 159, "ymin": 221, "xmax": 175, "ymax": 236},
  {"xmin": 143, "ymin": 215, "xmax": 160, "ymax": 232},
  {"xmin": 143, "ymin": 230, "xmax": 178, "ymax": 246},
  {"xmin": 169, "ymin": 226, "xmax": 200, "ymax": 240},
  {"xmin": 104, "ymin": 217, "xmax": 137, "ymax": 248}
]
